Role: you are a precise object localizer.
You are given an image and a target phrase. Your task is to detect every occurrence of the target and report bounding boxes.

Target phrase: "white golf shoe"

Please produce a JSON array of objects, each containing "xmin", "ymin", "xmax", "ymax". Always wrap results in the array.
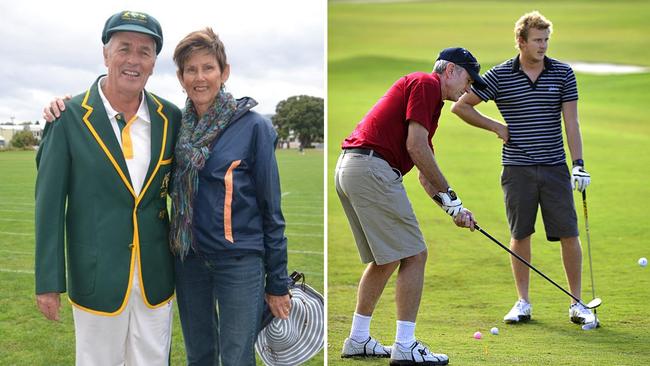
[
  {"xmin": 389, "ymin": 340, "xmax": 449, "ymax": 365},
  {"xmin": 503, "ymin": 299, "xmax": 532, "ymax": 323},
  {"xmin": 341, "ymin": 336, "xmax": 391, "ymax": 358},
  {"xmin": 569, "ymin": 302, "xmax": 596, "ymax": 325}
]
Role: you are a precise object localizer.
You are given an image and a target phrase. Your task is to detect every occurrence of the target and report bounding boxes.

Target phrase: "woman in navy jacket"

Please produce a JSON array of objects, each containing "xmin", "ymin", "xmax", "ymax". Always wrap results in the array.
[{"xmin": 169, "ymin": 27, "xmax": 290, "ymax": 366}]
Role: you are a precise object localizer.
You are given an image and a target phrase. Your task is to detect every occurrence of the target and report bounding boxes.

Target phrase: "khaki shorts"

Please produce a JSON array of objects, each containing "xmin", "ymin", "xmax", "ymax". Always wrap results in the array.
[
  {"xmin": 334, "ymin": 152, "xmax": 427, "ymax": 265},
  {"xmin": 501, "ymin": 165, "xmax": 579, "ymax": 241}
]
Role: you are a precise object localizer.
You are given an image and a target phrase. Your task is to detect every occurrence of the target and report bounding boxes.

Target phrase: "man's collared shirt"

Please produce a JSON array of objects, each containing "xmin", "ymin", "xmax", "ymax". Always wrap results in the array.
[
  {"xmin": 472, "ymin": 56, "xmax": 578, "ymax": 166},
  {"xmin": 342, "ymin": 72, "xmax": 443, "ymax": 175},
  {"xmin": 98, "ymin": 76, "xmax": 151, "ymax": 196}
]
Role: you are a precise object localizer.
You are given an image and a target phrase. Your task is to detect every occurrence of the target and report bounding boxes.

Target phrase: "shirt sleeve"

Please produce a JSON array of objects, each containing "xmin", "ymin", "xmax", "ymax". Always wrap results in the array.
[
  {"xmin": 472, "ymin": 68, "xmax": 499, "ymax": 102},
  {"xmin": 35, "ymin": 115, "xmax": 70, "ymax": 295},
  {"xmin": 252, "ymin": 117, "xmax": 290, "ymax": 296},
  {"xmin": 405, "ymin": 76, "xmax": 439, "ymax": 131},
  {"xmin": 561, "ymin": 67, "xmax": 579, "ymax": 103}
]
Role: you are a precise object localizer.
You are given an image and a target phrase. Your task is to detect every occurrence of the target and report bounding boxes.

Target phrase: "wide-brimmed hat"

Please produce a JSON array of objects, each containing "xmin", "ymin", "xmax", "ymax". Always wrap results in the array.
[{"xmin": 255, "ymin": 282, "xmax": 324, "ymax": 365}]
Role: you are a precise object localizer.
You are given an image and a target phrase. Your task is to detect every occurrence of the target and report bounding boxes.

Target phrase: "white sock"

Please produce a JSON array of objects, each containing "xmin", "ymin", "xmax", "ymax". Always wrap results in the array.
[
  {"xmin": 349, "ymin": 313, "xmax": 372, "ymax": 342},
  {"xmin": 395, "ymin": 320, "xmax": 416, "ymax": 346}
]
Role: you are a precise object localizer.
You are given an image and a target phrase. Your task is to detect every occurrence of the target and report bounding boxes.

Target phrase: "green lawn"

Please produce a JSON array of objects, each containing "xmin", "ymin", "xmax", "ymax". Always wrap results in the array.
[
  {"xmin": 328, "ymin": 1, "xmax": 649, "ymax": 365},
  {"xmin": 0, "ymin": 148, "xmax": 323, "ymax": 365}
]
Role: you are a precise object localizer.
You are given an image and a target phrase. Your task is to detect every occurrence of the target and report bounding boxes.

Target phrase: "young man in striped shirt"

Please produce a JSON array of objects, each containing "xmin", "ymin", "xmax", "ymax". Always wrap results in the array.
[{"xmin": 452, "ymin": 11, "xmax": 595, "ymax": 327}]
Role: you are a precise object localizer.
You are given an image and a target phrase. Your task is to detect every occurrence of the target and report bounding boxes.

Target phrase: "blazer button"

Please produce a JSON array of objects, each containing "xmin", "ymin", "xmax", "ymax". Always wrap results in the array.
[{"xmin": 128, "ymin": 243, "xmax": 135, "ymax": 249}]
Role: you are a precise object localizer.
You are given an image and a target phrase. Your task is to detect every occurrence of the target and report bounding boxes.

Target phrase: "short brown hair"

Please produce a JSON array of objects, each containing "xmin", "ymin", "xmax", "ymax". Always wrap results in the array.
[
  {"xmin": 514, "ymin": 11, "xmax": 553, "ymax": 48},
  {"xmin": 173, "ymin": 27, "xmax": 227, "ymax": 75}
]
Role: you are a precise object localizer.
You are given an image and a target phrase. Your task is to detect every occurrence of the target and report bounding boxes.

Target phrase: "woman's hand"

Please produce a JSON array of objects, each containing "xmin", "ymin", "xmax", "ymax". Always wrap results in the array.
[
  {"xmin": 266, "ymin": 293, "xmax": 291, "ymax": 320},
  {"xmin": 42, "ymin": 95, "xmax": 71, "ymax": 122}
]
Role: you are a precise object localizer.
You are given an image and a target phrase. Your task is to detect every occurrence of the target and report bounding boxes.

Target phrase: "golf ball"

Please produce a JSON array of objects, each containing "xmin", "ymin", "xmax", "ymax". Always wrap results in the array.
[
  {"xmin": 490, "ymin": 327, "xmax": 499, "ymax": 335},
  {"xmin": 639, "ymin": 257, "xmax": 648, "ymax": 267},
  {"xmin": 473, "ymin": 331, "xmax": 482, "ymax": 339}
]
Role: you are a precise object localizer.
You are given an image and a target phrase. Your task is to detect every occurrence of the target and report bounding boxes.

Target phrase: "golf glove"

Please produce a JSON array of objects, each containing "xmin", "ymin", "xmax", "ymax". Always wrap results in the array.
[
  {"xmin": 433, "ymin": 188, "xmax": 463, "ymax": 217},
  {"xmin": 571, "ymin": 165, "xmax": 591, "ymax": 192}
]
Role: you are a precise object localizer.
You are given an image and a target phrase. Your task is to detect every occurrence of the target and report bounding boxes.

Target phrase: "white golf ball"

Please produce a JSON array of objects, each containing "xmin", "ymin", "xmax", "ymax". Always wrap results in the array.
[
  {"xmin": 639, "ymin": 257, "xmax": 648, "ymax": 267},
  {"xmin": 490, "ymin": 327, "xmax": 499, "ymax": 335}
]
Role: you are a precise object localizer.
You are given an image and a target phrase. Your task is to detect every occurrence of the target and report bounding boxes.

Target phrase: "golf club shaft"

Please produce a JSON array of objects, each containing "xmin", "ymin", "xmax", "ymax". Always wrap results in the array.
[
  {"xmin": 582, "ymin": 190, "xmax": 598, "ymax": 315},
  {"xmin": 474, "ymin": 223, "xmax": 586, "ymax": 306}
]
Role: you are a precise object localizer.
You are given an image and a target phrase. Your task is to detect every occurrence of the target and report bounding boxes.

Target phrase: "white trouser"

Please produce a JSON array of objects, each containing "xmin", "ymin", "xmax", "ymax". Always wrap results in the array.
[{"xmin": 72, "ymin": 265, "xmax": 173, "ymax": 366}]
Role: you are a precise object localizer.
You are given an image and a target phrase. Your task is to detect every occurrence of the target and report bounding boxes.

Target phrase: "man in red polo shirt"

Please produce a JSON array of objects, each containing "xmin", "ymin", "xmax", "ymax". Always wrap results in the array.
[{"xmin": 336, "ymin": 47, "xmax": 486, "ymax": 365}]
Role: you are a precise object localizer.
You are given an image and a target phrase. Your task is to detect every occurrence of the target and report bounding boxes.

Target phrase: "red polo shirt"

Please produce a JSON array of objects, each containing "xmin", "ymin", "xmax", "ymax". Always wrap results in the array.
[{"xmin": 342, "ymin": 72, "xmax": 443, "ymax": 175}]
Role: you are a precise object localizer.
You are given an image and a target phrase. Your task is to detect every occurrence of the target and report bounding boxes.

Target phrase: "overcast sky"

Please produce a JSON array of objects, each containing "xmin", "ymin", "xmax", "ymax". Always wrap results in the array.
[{"xmin": 0, "ymin": 0, "xmax": 324, "ymax": 123}]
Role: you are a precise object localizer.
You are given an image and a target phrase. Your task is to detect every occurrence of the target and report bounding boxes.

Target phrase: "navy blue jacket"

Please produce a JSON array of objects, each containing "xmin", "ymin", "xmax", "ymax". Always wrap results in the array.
[{"xmin": 192, "ymin": 98, "xmax": 289, "ymax": 295}]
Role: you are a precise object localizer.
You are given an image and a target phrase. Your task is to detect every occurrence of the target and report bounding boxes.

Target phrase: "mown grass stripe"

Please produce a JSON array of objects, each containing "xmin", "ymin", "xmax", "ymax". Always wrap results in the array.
[
  {"xmin": 0, "ymin": 231, "xmax": 34, "ymax": 236},
  {"xmin": 286, "ymin": 232, "xmax": 323, "ymax": 238},
  {"xmin": 0, "ymin": 268, "xmax": 34, "ymax": 274},
  {"xmin": 289, "ymin": 250, "xmax": 324, "ymax": 255}
]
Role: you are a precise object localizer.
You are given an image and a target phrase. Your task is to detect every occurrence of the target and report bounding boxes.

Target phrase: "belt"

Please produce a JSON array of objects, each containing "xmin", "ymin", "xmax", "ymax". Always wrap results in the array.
[{"xmin": 342, "ymin": 148, "xmax": 387, "ymax": 162}]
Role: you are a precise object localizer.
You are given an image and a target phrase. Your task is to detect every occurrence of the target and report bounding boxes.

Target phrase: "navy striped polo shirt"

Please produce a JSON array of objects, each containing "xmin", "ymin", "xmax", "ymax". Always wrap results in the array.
[{"xmin": 472, "ymin": 56, "xmax": 578, "ymax": 166}]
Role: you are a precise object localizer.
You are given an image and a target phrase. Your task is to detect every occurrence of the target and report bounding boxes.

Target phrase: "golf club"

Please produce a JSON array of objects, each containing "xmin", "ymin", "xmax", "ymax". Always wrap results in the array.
[
  {"xmin": 473, "ymin": 223, "xmax": 602, "ymax": 310},
  {"xmin": 581, "ymin": 189, "xmax": 600, "ymax": 328}
]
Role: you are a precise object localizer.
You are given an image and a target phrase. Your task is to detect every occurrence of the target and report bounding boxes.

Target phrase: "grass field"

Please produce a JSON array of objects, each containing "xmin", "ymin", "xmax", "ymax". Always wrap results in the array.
[
  {"xmin": 328, "ymin": 1, "xmax": 649, "ymax": 365},
  {"xmin": 0, "ymin": 148, "xmax": 323, "ymax": 365}
]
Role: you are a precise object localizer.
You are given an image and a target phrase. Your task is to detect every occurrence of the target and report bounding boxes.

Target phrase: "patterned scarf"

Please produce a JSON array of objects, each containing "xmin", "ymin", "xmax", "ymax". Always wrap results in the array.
[{"xmin": 170, "ymin": 87, "xmax": 237, "ymax": 259}]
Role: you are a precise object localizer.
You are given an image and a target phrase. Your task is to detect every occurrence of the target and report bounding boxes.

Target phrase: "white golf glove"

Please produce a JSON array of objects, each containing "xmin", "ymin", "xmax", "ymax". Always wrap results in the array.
[
  {"xmin": 433, "ymin": 187, "xmax": 463, "ymax": 217},
  {"xmin": 571, "ymin": 165, "xmax": 591, "ymax": 192}
]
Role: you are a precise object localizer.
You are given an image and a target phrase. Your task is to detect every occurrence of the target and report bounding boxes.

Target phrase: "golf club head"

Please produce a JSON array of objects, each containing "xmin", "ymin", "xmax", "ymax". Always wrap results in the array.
[{"xmin": 585, "ymin": 297, "xmax": 602, "ymax": 309}]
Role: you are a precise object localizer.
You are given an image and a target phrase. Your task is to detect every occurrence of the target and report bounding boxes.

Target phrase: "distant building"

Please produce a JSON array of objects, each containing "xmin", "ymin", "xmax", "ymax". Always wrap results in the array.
[{"xmin": 0, "ymin": 123, "xmax": 44, "ymax": 147}]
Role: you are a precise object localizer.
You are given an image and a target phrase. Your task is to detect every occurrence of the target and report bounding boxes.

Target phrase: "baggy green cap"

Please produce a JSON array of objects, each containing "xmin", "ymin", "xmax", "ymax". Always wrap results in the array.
[{"xmin": 102, "ymin": 10, "xmax": 163, "ymax": 54}]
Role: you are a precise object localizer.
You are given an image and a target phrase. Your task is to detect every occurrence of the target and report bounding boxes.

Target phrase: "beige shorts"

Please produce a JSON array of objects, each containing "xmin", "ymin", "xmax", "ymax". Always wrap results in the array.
[{"xmin": 334, "ymin": 152, "xmax": 427, "ymax": 265}]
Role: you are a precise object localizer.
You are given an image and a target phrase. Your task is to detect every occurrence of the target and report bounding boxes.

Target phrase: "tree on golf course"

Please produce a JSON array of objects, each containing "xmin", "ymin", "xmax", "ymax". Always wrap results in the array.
[{"xmin": 273, "ymin": 95, "xmax": 323, "ymax": 149}]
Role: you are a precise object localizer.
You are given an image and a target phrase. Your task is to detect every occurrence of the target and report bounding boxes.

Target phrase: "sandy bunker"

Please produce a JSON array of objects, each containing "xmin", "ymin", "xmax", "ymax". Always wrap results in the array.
[{"xmin": 569, "ymin": 62, "xmax": 649, "ymax": 75}]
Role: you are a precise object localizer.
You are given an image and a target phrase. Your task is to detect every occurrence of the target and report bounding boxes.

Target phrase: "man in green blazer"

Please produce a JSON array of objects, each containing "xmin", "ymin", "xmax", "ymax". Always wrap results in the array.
[{"xmin": 35, "ymin": 11, "xmax": 181, "ymax": 365}]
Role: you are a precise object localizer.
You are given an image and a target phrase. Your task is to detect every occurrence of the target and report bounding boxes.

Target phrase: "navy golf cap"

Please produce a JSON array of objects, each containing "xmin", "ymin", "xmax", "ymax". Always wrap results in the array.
[
  {"xmin": 102, "ymin": 11, "xmax": 163, "ymax": 55},
  {"xmin": 436, "ymin": 47, "xmax": 487, "ymax": 90}
]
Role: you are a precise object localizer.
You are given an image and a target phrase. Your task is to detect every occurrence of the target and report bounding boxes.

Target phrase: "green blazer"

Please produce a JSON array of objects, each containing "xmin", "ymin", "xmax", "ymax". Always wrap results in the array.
[{"xmin": 35, "ymin": 76, "xmax": 181, "ymax": 315}]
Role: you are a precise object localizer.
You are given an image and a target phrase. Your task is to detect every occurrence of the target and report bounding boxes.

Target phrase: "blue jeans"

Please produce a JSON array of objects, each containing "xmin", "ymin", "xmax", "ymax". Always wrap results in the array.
[{"xmin": 175, "ymin": 254, "xmax": 265, "ymax": 366}]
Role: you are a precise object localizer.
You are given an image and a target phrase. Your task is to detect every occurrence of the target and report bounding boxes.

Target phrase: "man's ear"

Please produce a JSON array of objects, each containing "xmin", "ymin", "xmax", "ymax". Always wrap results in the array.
[
  {"xmin": 445, "ymin": 62, "xmax": 455, "ymax": 77},
  {"xmin": 516, "ymin": 36, "xmax": 526, "ymax": 49},
  {"xmin": 103, "ymin": 47, "xmax": 109, "ymax": 67},
  {"xmin": 150, "ymin": 56, "xmax": 156, "ymax": 76}
]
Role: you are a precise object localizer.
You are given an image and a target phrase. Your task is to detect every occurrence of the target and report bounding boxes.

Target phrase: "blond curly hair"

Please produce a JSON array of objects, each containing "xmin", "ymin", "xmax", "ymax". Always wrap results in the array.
[{"xmin": 514, "ymin": 11, "xmax": 553, "ymax": 49}]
